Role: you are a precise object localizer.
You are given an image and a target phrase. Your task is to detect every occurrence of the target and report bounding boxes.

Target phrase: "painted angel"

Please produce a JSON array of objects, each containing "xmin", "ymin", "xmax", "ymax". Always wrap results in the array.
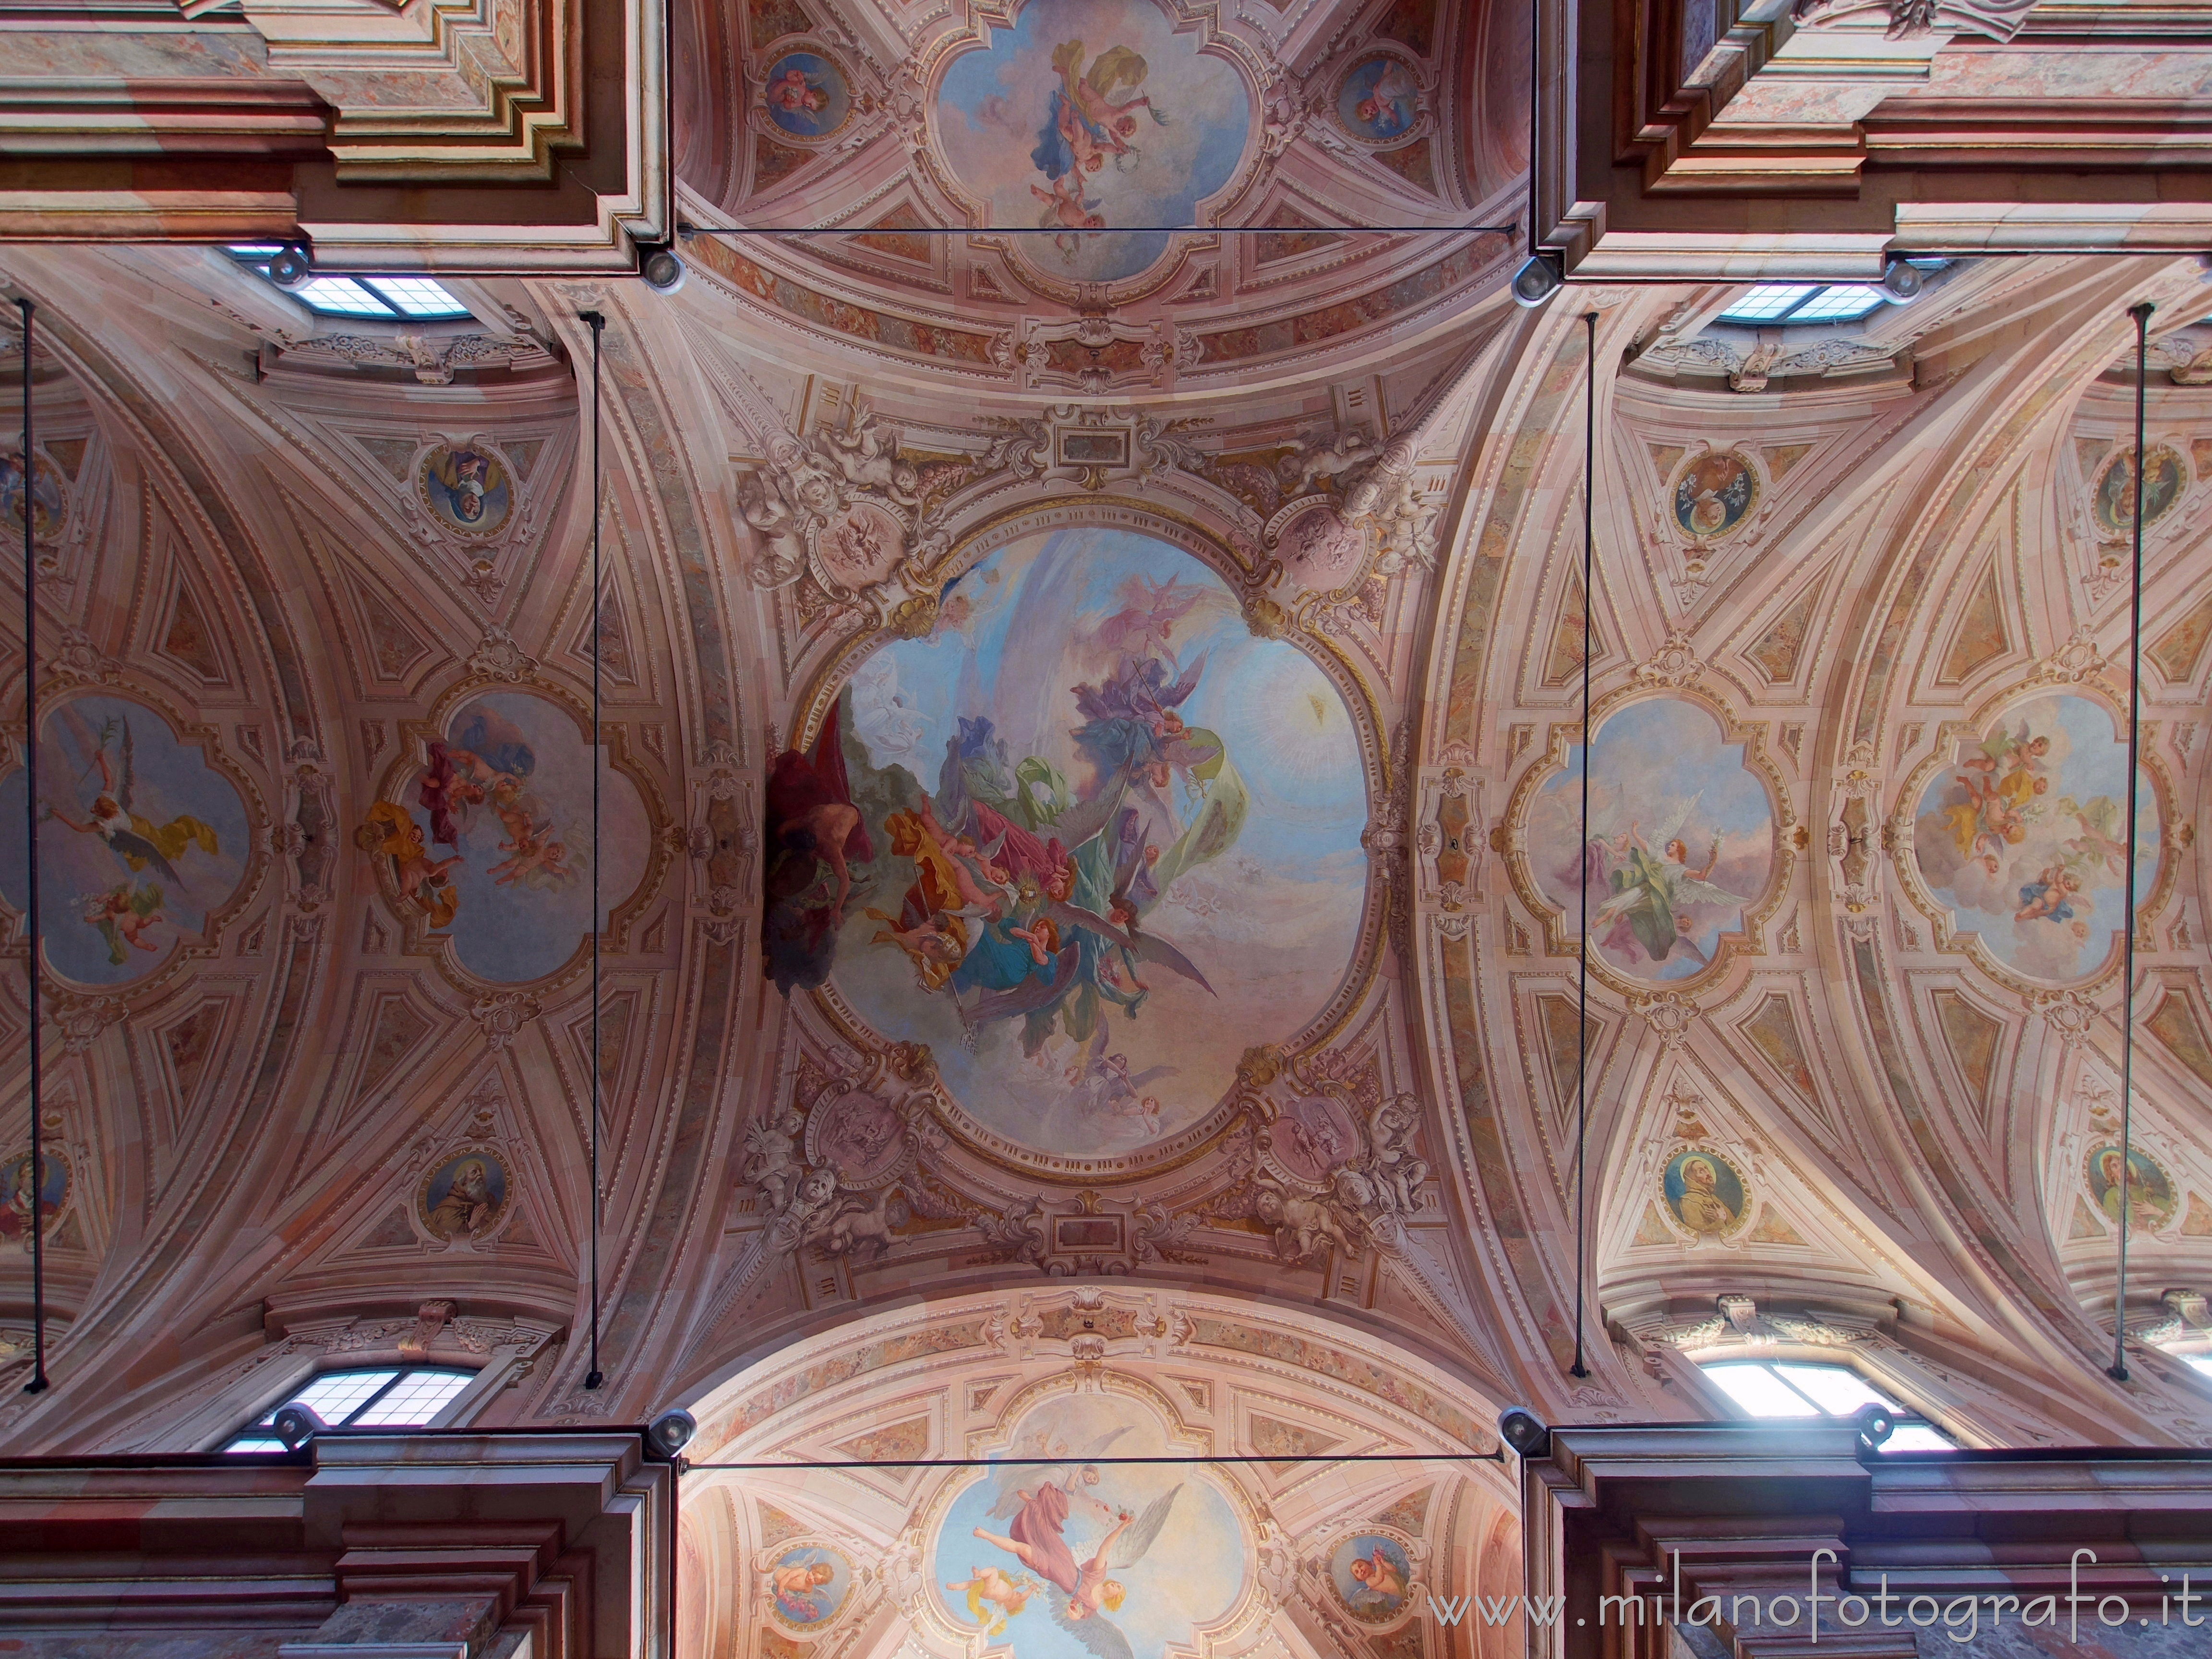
[
  {"xmin": 982, "ymin": 1423, "xmax": 1132, "ymax": 1528},
  {"xmin": 43, "ymin": 711, "xmax": 219, "ymax": 891},
  {"xmin": 1586, "ymin": 796, "xmax": 1747, "ymax": 968},
  {"xmin": 974, "ymin": 1484, "xmax": 1184, "ymax": 1657}
]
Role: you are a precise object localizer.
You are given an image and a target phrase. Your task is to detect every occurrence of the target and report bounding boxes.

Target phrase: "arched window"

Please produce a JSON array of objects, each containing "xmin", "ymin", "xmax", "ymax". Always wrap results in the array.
[
  {"xmin": 220, "ymin": 1366, "xmax": 475, "ymax": 1452},
  {"xmin": 1697, "ymin": 1359, "xmax": 1955, "ymax": 1451}
]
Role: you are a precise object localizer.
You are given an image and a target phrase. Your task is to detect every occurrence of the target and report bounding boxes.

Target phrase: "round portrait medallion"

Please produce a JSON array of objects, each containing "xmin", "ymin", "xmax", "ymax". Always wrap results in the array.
[
  {"xmin": 418, "ymin": 1146, "xmax": 511, "ymax": 1242},
  {"xmin": 1662, "ymin": 1147, "xmax": 1749, "ymax": 1240},
  {"xmin": 1671, "ymin": 449, "xmax": 1758, "ymax": 541},
  {"xmin": 419, "ymin": 443, "xmax": 514, "ymax": 537}
]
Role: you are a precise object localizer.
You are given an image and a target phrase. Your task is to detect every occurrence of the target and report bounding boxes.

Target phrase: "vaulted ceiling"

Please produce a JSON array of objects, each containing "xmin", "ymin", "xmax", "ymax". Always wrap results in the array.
[{"xmin": 1, "ymin": 0, "xmax": 2211, "ymax": 1651}]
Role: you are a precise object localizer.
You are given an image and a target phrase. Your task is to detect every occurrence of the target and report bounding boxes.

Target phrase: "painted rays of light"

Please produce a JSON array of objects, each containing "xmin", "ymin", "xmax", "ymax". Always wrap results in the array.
[
  {"xmin": 1909, "ymin": 693, "xmax": 2158, "ymax": 983},
  {"xmin": 769, "ymin": 527, "xmax": 1367, "ymax": 1163},
  {"xmin": 934, "ymin": 0, "xmax": 1251, "ymax": 282},
  {"xmin": 1529, "ymin": 697, "xmax": 1777, "ymax": 984}
]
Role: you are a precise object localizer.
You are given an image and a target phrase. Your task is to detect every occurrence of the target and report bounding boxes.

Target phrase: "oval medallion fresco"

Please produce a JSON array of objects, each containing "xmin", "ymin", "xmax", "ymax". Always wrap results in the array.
[
  {"xmin": 0, "ymin": 449, "xmax": 64, "ymax": 541},
  {"xmin": 0, "ymin": 1149, "xmax": 68, "ymax": 1250},
  {"xmin": 935, "ymin": 0, "xmax": 1252, "ymax": 282},
  {"xmin": 419, "ymin": 443, "xmax": 512, "ymax": 537},
  {"xmin": 2092, "ymin": 444, "xmax": 2184, "ymax": 536},
  {"xmin": 1529, "ymin": 697, "xmax": 1775, "ymax": 983},
  {"xmin": 1663, "ymin": 1148, "xmax": 1749, "ymax": 1240},
  {"xmin": 1672, "ymin": 450, "xmax": 1757, "ymax": 541},
  {"xmin": 419, "ymin": 1148, "xmax": 510, "ymax": 1242},
  {"xmin": 2084, "ymin": 1142, "xmax": 2176, "ymax": 1234},
  {"xmin": 767, "ymin": 1545, "xmax": 853, "ymax": 1627},
  {"xmin": 1909, "ymin": 694, "xmax": 2157, "ymax": 982},
  {"xmin": 768, "ymin": 526, "xmax": 1366, "ymax": 1162},
  {"xmin": 933, "ymin": 1392, "xmax": 1244, "ymax": 1654},
  {"xmin": 1335, "ymin": 57, "xmax": 1419, "ymax": 143},
  {"xmin": 1328, "ymin": 1533, "xmax": 1415, "ymax": 1622},
  {"xmin": 358, "ymin": 690, "xmax": 649, "ymax": 983},
  {"xmin": 0, "ymin": 694, "xmax": 249, "ymax": 985},
  {"xmin": 763, "ymin": 50, "xmax": 851, "ymax": 140}
]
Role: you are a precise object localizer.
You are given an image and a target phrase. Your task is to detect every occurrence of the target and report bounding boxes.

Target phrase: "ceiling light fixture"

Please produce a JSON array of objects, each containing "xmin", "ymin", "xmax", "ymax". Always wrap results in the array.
[
  {"xmin": 1513, "ymin": 253, "xmax": 1564, "ymax": 308},
  {"xmin": 640, "ymin": 247, "xmax": 686, "ymax": 293},
  {"xmin": 1880, "ymin": 258, "xmax": 1924, "ymax": 301}
]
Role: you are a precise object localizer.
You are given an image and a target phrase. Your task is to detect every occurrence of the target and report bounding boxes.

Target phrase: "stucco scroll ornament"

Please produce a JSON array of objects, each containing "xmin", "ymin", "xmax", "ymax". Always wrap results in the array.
[{"xmin": 736, "ymin": 412, "xmax": 950, "ymax": 634}]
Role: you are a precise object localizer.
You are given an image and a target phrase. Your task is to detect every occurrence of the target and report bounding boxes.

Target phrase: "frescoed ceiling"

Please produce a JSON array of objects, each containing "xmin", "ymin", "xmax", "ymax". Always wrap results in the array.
[{"xmin": 2, "ymin": 0, "xmax": 2212, "ymax": 1653}]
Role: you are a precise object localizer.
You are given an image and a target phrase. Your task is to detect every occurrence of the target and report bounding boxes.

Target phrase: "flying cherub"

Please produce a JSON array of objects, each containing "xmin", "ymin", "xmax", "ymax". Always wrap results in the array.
[
  {"xmin": 944, "ymin": 1564, "xmax": 1041, "ymax": 1636},
  {"xmin": 43, "ymin": 711, "xmax": 220, "ymax": 891},
  {"xmin": 1348, "ymin": 1544, "xmax": 1408, "ymax": 1609},
  {"xmin": 1051, "ymin": 42, "xmax": 1170, "ymax": 163}
]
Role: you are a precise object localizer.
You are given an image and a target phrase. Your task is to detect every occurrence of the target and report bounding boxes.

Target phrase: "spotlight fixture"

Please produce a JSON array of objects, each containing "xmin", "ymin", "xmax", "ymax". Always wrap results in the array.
[
  {"xmin": 272, "ymin": 1401, "xmax": 329, "ymax": 1451},
  {"xmin": 1879, "ymin": 259, "xmax": 1923, "ymax": 302},
  {"xmin": 1496, "ymin": 1405, "xmax": 1551, "ymax": 1459},
  {"xmin": 647, "ymin": 1407, "xmax": 698, "ymax": 1459},
  {"xmin": 640, "ymin": 247, "xmax": 686, "ymax": 294},
  {"xmin": 1512, "ymin": 253, "xmax": 1564, "ymax": 308},
  {"xmin": 265, "ymin": 244, "xmax": 313, "ymax": 289},
  {"xmin": 1854, "ymin": 1401, "xmax": 1897, "ymax": 1452}
]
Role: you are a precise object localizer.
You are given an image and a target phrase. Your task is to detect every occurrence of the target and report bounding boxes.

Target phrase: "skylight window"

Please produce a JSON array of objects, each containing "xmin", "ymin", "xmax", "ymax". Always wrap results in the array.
[
  {"xmin": 1700, "ymin": 1360, "xmax": 1956, "ymax": 1451},
  {"xmin": 220, "ymin": 1366, "xmax": 474, "ymax": 1452},
  {"xmin": 1716, "ymin": 283, "xmax": 1889, "ymax": 326},
  {"xmin": 224, "ymin": 247, "xmax": 472, "ymax": 322}
]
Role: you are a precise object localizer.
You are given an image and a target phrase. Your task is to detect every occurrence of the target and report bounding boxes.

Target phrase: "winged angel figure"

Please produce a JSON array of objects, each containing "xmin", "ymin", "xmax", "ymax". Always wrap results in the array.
[
  {"xmin": 972, "ymin": 1481, "xmax": 1184, "ymax": 1659},
  {"xmin": 1573, "ymin": 791, "xmax": 1748, "ymax": 970}
]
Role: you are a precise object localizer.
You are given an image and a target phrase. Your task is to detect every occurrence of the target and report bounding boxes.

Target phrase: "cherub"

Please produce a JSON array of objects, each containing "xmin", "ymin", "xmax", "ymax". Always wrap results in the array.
[
  {"xmin": 489, "ymin": 834, "xmax": 577, "ymax": 890},
  {"xmin": 1348, "ymin": 1545, "xmax": 1408, "ymax": 1608},
  {"xmin": 84, "ymin": 881, "xmax": 164, "ymax": 965},
  {"xmin": 945, "ymin": 1564, "xmax": 1041, "ymax": 1635},
  {"xmin": 767, "ymin": 1557, "xmax": 835, "ymax": 1621},
  {"xmin": 2016, "ymin": 864, "xmax": 2083, "ymax": 924}
]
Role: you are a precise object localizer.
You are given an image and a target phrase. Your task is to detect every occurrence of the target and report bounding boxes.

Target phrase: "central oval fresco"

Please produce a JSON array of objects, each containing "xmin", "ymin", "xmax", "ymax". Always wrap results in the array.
[{"xmin": 769, "ymin": 527, "xmax": 1367, "ymax": 1161}]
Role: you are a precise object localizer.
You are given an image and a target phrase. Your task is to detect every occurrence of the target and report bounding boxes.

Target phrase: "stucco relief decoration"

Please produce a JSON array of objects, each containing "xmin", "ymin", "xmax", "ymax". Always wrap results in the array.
[
  {"xmin": 736, "ymin": 410, "xmax": 955, "ymax": 629},
  {"xmin": 1520, "ymin": 695, "xmax": 1780, "ymax": 986},
  {"xmin": 0, "ymin": 693, "xmax": 251, "ymax": 986},
  {"xmin": 767, "ymin": 525, "xmax": 1370, "ymax": 1173},
  {"xmin": 1906, "ymin": 693, "xmax": 2159, "ymax": 983},
  {"xmin": 927, "ymin": 1388, "xmax": 1247, "ymax": 1655},
  {"xmin": 357, "ymin": 689, "xmax": 651, "ymax": 985},
  {"xmin": 1278, "ymin": 429, "xmax": 1432, "ymax": 579},
  {"xmin": 934, "ymin": 0, "xmax": 1253, "ymax": 283},
  {"xmin": 1250, "ymin": 1056, "xmax": 1429, "ymax": 1262}
]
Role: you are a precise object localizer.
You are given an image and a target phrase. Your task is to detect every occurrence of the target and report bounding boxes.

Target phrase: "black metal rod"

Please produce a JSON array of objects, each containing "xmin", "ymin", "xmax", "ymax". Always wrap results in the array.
[
  {"xmin": 677, "ymin": 222, "xmax": 1517, "ymax": 239},
  {"xmin": 2110, "ymin": 300, "xmax": 2153, "ymax": 1383},
  {"xmin": 580, "ymin": 309, "xmax": 606, "ymax": 1394},
  {"xmin": 685, "ymin": 1450, "xmax": 1506, "ymax": 1472},
  {"xmin": 1571, "ymin": 311, "xmax": 1596, "ymax": 1380},
  {"xmin": 18, "ymin": 298, "xmax": 44, "ymax": 1397}
]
